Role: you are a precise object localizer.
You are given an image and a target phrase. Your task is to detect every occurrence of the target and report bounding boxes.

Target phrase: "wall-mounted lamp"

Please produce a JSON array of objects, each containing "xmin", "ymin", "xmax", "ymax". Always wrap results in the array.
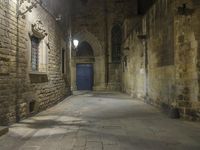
[
  {"xmin": 73, "ymin": 39, "xmax": 79, "ymax": 49},
  {"xmin": 56, "ymin": 14, "xmax": 62, "ymax": 21}
]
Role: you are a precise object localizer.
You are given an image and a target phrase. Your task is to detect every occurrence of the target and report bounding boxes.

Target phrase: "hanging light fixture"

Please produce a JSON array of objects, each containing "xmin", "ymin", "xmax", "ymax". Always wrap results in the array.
[{"xmin": 73, "ymin": 39, "xmax": 79, "ymax": 49}]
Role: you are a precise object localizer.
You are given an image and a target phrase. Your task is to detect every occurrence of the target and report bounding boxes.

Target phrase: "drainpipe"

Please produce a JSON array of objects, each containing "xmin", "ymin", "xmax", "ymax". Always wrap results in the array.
[
  {"xmin": 68, "ymin": 0, "xmax": 73, "ymax": 93},
  {"xmin": 15, "ymin": 0, "xmax": 20, "ymax": 122},
  {"xmin": 138, "ymin": 35, "xmax": 148, "ymax": 102},
  {"xmin": 144, "ymin": 38, "xmax": 149, "ymax": 102},
  {"xmin": 104, "ymin": 0, "xmax": 109, "ymax": 87}
]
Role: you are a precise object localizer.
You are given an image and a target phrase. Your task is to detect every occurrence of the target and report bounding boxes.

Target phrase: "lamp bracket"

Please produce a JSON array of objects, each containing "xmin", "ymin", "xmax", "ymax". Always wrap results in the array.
[{"xmin": 17, "ymin": 0, "xmax": 42, "ymax": 18}]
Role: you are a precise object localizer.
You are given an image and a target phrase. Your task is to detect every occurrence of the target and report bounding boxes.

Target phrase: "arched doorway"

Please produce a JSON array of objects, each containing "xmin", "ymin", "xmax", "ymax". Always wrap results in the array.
[{"xmin": 76, "ymin": 41, "xmax": 94, "ymax": 90}]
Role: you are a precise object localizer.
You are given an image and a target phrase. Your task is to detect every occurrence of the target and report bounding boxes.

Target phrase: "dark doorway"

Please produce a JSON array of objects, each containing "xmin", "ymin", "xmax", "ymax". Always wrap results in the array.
[{"xmin": 76, "ymin": 64, "xmax": 93, "ymax": 90}]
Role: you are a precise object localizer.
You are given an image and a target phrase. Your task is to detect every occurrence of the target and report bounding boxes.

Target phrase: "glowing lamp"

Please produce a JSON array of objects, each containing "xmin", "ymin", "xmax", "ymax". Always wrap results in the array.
[{"xmin": 73, "ymin": 39, "xmax": 79, "ymax": 48}]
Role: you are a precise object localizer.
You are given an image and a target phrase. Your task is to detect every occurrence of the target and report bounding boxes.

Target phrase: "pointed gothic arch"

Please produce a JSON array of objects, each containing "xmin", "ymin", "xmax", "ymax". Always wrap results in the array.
[
  {"xmin": 76, "ymin": 41, "xmax": 94, "ymax": 57},
  {"xmin": 73, "ymin": 30, "xmax": 103, "ymax": 56}
]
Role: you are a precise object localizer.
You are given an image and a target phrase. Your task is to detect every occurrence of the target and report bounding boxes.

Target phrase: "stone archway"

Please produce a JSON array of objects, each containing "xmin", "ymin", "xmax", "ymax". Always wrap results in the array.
[
  {"xmin": 73, "ymin": 30, "xmax": 104, "ymax": 56},
  {"xmin": 71, "ymin": 30, "xmax": 106, "ymax": 91},
  {"xmin": 76, "ymin": 41, "xmax": 94, "ymax": 90},
  {"xmin": 76, "ymin": 41, "xmax": 94, "ymax": 57}
]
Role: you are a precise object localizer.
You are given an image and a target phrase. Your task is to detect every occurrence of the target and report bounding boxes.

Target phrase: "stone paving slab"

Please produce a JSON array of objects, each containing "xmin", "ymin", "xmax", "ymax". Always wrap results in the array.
[{"xmin": 0, "ymin": 92, "xmax": 200, "ymax": 150}]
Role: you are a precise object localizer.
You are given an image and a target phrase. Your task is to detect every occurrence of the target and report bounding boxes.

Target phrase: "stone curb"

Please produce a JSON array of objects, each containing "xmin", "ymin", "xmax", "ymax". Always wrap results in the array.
[{"xmin": 0, "ymin": 126, "xmax": 9, "ymax": 137}]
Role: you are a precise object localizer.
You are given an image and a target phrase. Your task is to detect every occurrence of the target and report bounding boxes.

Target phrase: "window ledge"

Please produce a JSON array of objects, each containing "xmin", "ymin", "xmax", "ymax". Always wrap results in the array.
[
  {"xmin": 29, "ymin": 72, "xmax": 48, "ymax": 83},
  {"xmin": 0, "ymin": 73, "xmax": 9, "ymax": 76},
  {"xmin": 29, "ymin": 71, "xmax": 47, "ymax": 75}
]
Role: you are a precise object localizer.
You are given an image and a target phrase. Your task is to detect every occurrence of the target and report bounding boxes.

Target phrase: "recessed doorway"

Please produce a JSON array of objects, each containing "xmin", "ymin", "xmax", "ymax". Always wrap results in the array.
[{"xmin": 76, "ymin": 64, "xmax": 93, "ymax": 90}]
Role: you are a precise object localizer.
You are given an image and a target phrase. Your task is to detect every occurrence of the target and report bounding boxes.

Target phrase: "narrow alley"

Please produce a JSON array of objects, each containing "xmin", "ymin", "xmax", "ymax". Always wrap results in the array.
[{"xmin": 0, "ymin": 92, "xmax": 200, "ymax": 150}]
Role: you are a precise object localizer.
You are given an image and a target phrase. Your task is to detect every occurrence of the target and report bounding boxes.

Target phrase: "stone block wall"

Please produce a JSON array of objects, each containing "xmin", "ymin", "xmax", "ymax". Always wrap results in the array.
[
  {"xmin": 122, "ymin": 17, "xmax": 145, "ymax": 98},
  {"xmin": 106, "ymin": 0, "xmax": 138, "ymax": 91},
  {"xmin": 122, "ymin": 0, "xmax": 200, "ymax": 119},
  {"xmin": 174, "ymin": 0, "xmax": 200, "ymax": 119},
  {"xmin": 145, "ymin": 0, "xmax": 175, "ymax": 106},
  {"xmin": 0, "ymin": 0, "xmax": 71, "ymax": 125}
]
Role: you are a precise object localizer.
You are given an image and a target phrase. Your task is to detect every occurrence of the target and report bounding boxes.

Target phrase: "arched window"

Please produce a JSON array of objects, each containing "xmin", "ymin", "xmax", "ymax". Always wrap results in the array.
[
  {"xmin": 111, "ymin": 25, "xmax": 122, "ymax": 63},
  {"xmin": 76, "ymin": 41, "xmax": 94, "ymax": 57}
]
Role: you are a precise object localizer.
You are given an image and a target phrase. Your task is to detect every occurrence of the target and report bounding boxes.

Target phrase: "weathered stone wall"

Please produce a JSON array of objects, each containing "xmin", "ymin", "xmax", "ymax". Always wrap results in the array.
[
  {"xmin": 145, "ymin": 0, "xmax": 175, "ymax": 107},
  {"xmin": 0, "ymin": 0, "xmax": 71, "ymax": 125},
  {"xmin": 122, "ymin": 0, "xmax": 200, "ymax": 119},
  {"xmin": 174, "ymin": 0, "xmax": 200, "ymax": 118},
  {"xmin": 71, "ymin": 0, "xmax": 137, "ymax": 91},
  {"xmin": 121, "ymin": 16, "xmax": 145, "ymax": 98},
  {"xmin": 107, "ymin": 0, "xmax": 138, "ymax": 91},
  {"xmin": 121, "ymin": 27, "xmax": 145, "ymax": 98}
]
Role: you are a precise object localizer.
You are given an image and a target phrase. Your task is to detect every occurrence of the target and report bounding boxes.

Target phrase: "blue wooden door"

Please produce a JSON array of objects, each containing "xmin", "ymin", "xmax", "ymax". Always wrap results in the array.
[{"xmin": 76, "ymin": 64, "xmax": 93, "ymax": 90}]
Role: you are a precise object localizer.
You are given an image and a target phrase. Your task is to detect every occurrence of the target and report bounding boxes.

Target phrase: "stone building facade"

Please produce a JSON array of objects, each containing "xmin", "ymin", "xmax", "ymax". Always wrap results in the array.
[
  {"xmin": 0, "ymin": 0, "xmax": 71, "ymax": 125},
  {"xmin": 122, "ymin": 0, "xmax": 200, "ymax": 119}
]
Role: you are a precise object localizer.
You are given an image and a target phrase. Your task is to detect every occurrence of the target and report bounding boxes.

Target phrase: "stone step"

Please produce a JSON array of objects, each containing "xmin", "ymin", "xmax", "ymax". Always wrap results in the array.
[{"xmin": 0, "ymin": 126, "xmax": 8, "ymax": 137}]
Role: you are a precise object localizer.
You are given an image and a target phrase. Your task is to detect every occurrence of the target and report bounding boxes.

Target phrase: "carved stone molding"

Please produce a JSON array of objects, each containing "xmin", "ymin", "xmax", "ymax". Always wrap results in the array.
[{"xmin": 30, "ymin": 20, "xmax": 47, "ymax": 39}]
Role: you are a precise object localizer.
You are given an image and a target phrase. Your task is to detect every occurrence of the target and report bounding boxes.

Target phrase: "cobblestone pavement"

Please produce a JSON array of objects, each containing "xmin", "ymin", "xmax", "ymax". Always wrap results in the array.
[{"xmin": 0, "ymin": 92, "xmax": 200, "ymax": 150}]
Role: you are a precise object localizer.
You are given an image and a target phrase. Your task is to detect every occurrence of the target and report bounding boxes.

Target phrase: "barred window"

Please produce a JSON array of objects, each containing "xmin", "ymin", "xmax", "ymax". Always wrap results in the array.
[
  {"xmin": 31, "ymin": 36, "xmax": 40, "ymax": 71},
  {"xmin": 111, "ymin": 25, "xmax": 122, "ymax": 63}
]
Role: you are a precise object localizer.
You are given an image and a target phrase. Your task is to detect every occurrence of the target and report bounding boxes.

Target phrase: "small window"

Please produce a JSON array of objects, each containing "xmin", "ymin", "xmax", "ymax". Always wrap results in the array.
[
  {"xmin": 29, "ymin": 101, "xmax": 35, "ymax": 114},
  {"xmin": 61, "ymin": 48, "xmax": 65, "ymax": 74},
  {"xmin": 31, "ymin": 36, "xmax": 40, "ymax": 71},
  {"xmin": 123, "ymin": 56, "xmax": 127, "ymax": 72}
]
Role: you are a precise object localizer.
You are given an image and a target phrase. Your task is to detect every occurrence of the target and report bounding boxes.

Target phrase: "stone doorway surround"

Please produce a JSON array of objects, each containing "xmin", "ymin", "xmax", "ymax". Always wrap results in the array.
[{"xmin": 71, "ymin": 30, "xmax": 106, "ymax": 91}]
